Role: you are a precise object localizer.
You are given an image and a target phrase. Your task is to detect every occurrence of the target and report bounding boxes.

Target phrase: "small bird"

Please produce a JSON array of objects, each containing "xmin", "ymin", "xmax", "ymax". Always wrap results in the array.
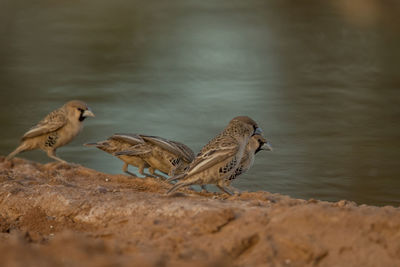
[
  {"xmin": 84, "ymin": 134, "xmax": 152, "ymax": 177},
  {"xmin": 114, "ymin": 135, "xmax": 195, "ymax": 178},
  {"xmin": 167, "ymin": 134, "xmax": 272, "ymax": 194},
  {"xmin": 224, "ymin": 134, "xmax": 272, "ymax": 193},
  {"xmin": 6, "ymin": 100, "xmax": 95, "ymax": 163},
  {"xmin": 166, "ymin": 116, "xmax": 263, "ymax": 195}
]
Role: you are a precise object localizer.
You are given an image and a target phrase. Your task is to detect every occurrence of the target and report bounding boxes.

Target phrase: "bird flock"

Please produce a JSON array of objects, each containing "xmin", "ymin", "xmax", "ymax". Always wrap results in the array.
[{"xmin": 6, "ymin": 100, "xmax": 272, "ymax": 195}]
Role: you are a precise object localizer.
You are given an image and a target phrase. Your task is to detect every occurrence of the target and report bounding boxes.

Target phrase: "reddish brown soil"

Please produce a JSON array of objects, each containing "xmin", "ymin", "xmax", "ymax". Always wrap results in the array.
[{"xmin": 1, "ymin": 156, "xmax": 399, "ymax": 266}]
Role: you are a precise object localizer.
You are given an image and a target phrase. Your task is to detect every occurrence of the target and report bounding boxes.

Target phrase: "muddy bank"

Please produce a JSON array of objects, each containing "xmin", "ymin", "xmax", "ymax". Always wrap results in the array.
[{"xmin": 0, "ymin": 156, "xmax": 399, "ymax": 267}]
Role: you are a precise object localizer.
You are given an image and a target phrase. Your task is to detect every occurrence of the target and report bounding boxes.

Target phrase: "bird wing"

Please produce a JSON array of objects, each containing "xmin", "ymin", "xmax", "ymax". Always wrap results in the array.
[
  {"xmin": 185, "ymin": 138, "xmax": 240, "ymax": 178},
  {"xmin": 114, "ymin": 144, "xmax": 152, "ymax": 156},
  {"xmin": 22, "ymin": 108, "xmax": 67, "ymax": 140},
  {"xmin": 169, "ymin": 141, "xmax": 195, "ymax": 162},
  {"xmin": 140, "ymin": 135, "xmax": 187, "ymax": 158},
  {"xmin": 110, "ymin": 133, "xmax": 145, "ymax": 145}
]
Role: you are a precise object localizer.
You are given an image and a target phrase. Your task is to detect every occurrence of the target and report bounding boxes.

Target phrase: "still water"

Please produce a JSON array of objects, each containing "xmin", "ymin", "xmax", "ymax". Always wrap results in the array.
[{"xmin": 1, "ymin": 0, "xmax": 399, "ymax": 206}]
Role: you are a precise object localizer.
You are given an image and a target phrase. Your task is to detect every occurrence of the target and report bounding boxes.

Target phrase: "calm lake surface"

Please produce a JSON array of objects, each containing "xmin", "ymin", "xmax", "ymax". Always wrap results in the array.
[{"xmin": 1, "ymin": 0, "xmax": 399, "ymax": 206}]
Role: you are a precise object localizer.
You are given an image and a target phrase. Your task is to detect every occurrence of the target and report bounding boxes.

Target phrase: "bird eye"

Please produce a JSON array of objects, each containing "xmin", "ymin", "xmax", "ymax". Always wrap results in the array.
[{"xmin": 77, "ymin": 108, "xmax": 84, "ymax": 112}]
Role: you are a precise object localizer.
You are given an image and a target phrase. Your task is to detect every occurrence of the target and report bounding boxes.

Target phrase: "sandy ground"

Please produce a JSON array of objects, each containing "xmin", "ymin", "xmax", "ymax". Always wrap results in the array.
[{"xmin": 0, "ymin": 156, "xmax": 400, "ymax": 267}]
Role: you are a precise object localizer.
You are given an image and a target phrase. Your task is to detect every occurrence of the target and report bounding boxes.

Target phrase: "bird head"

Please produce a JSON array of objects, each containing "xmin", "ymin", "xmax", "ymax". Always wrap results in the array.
[
  {"xmin": 65, "ymin": 100, "xmax": 95, "ymax": 122},
  {"xmin": 230, "ymin": 116, "xmax": 263, "ymax": 136}
]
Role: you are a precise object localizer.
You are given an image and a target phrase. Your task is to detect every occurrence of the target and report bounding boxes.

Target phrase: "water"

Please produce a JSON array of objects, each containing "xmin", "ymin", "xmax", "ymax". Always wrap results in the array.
[{"xmin": 1, "ymin": 0, "xmax": 399, "ymax": 206}]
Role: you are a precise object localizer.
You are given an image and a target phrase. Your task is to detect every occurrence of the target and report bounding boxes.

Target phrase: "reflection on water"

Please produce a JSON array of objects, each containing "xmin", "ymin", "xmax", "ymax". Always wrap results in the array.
[{"xmin": 1, "ymin": 0, "xmax": 399, "ymax": 206}]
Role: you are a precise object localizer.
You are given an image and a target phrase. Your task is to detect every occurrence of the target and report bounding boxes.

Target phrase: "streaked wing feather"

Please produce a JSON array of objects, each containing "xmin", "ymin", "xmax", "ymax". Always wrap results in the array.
[
  {"xmin": 169, "ymin": 141, "xmax": 195, "ymax": 162},
  {"xmin": 114, "ymin": 143, "xmax": 152, "ymax": 156},
  {"xmin": 140, "ymin": 135, "xmax": 184, "ymax": 157},
  {"xmin": 110, "ymin": 133, "xmax": 144, "ymax": 145},
  {"xmin": 186, "ymin": 142, "xmax": 239, "ymax": 177},
  {"xmin": 22, "ymin": 109, "xmax": 67, "ymax": 140}
]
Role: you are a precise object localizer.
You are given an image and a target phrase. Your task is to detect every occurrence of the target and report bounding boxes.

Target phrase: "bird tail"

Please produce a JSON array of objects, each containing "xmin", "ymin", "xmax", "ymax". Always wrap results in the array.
[
  {"xmin": 166, "ymin": 173, "xmax": 186, "ymax": 183},
  {"xmin": 166, "ymin": 180, "xmax": 195, "ymax": 195},
  {"xmin": 6, "ymin": 144, "xmax": 28, "ymax": 160},
  {"xmin": 83, "ymin": 142, "xmax": 101, "ymax": 147}
]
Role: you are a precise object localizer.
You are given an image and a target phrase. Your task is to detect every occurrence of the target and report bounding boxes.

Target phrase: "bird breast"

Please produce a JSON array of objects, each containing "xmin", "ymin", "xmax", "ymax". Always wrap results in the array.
[{"xmin": 53, "ymin": 119, "xmax": 83, "ymax": 147}]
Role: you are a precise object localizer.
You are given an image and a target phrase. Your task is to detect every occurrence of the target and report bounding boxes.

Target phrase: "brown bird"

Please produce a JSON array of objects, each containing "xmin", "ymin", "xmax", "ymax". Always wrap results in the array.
[
  {"xmin": 114, "ymin": 135, "xmax": 195, "ymax": 178},
  {"xmin": 84, "ymin": 133, "xmax": 152, "ymax": 177},
  {"xmin": 166, "ymin": 116, "xmax": 262, "ymax": 195},
  {"xmin": 6, "ymin": 100, "xmax": 95, "ymax": 163},
  {"xmin": 167, "ymin": 134, "xmax": 272, "ymax": 194}
]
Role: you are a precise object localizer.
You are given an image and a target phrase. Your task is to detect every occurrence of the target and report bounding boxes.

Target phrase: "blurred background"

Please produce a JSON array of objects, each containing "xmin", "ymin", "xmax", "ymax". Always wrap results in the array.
[{"xmin": 0, "ymin": 0, "xmax": 399, "ymax": 206}]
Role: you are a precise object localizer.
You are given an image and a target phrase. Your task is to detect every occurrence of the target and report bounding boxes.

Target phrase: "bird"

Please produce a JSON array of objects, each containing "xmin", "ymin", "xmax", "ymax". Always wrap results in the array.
[
  {"xmin": 85, "ymin": 134, "xmax": 195, "ymax": 178},
  {"xmin": 167, "ymin": 134, "xmax": 272, "ymax": 194},
  {"xmin": 166, "ymin": 116, "xmax": 263, "ymax": 195},
  {"xmin": 6, "ymin": 100, "xmax": 95, "ymax": 163},
  {"xmin": 114, "ymin": 134, "xmax": 195, "ymax": 178},
  {"xmin": 84, "ymin": 133, "xmax": 152, "ymax": 177}
]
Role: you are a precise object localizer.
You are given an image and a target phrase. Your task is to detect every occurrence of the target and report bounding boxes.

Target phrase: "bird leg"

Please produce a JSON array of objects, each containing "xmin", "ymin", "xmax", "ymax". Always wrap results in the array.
[
  {"xmin": 122, "ymin": 162, "xmax": 138, "ymax": 177},
  {"xmin": 148, "ymin": 167, "xmax": 167, "ymax": 179},
  {"xmin": 200, "ymin": 185, "xmax": 209, "ymax": 193},
  {"xmin": 137, "ymin": 163, "xmax": 156, "ymax": 178},
  {"xmin": 227, "ymin": 185, "xmax": 242, "ymax": 195},
  {"xmin": 47, "ymin": 150, "xmax": 67, "ymax": 164}
]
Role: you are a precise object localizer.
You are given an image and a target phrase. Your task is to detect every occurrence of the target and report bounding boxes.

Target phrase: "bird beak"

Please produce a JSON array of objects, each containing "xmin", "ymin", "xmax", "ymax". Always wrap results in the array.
[
  {"xmin": 254, "ymin": 127, "xmax": 263, "ymax": 136},
  {"xmin": 83, "ymin": 109, "xmax": 95, "ymax": 118},
  {"xmin": 261, "ymin": 141, "xmax": 273, "ymax": 151}
]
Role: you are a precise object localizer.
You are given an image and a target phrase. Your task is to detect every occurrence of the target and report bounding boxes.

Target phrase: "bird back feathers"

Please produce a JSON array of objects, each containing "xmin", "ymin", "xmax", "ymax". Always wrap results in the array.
[{"xmin": 22, "ymin": 109, "xmax": 67, "ymax": 140}]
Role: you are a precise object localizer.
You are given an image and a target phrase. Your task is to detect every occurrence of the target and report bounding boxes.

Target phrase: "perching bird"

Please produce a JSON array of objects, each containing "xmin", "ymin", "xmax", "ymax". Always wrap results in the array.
[
  {"xmin": 6, "ymin": 100, "xmax": 95, "ymax": 163},
  {"xmin": 224, "ymin": 134, "xmax": 272, "ymax": 193},
  {"xmin": 167, "ymin": 134, "xmax": 272, "ymax": 194},
  {"xmin": 166, "ymin": 116, "xmax": 263, "ymax": 195},
  {"xmin": 114, "ymin": 135, "xmax": 195, "ymax": 178},
  {"xmin": 84, "ymin": 134, "xmax": 152, "ymax": 177}
]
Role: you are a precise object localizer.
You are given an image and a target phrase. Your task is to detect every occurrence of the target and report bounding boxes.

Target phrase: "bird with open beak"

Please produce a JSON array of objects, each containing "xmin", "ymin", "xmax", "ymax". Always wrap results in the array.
[
  {"xmin": 6, "ymin": 100, "xmax": 95, "ymax": 163},
  {"xmin": 166, "ymin": 116, "xmax": 264, "ymax": 195}
]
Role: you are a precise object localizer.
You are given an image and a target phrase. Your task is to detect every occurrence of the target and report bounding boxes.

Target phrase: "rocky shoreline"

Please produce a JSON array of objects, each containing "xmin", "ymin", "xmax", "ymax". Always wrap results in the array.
[{"xmin": 1, "ymin": 156, "xmax": 399, "ymax": 266}]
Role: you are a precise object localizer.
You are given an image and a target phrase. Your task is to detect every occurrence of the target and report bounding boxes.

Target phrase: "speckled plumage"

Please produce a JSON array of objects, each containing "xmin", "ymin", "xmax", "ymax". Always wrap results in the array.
[
  {"xmin": 84, "ymin": 134, "xmax": 151, "ymax": 177},
  {"xmin": 166, "ymin": 116, "xmax": 263, "ymax": 195},
  {"xmin": 6, "ymin": 100, "xmax": 94, "ymax": 163},
  {"xmin": 225, "ymin": 134, "xmax": 271, "ymax": 193},
  {"xmin": 119, "ymin": 135, "xmax": 195, "ymax": 177},
  {"xmin": 87, "ymin": 134, "xmax": 195, "ymax": 178}
]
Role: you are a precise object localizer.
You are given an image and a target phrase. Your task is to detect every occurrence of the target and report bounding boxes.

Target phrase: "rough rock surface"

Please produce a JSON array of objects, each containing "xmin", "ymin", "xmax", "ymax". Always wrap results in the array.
[{"xmin": 1, "ymin": 156, "xmax": 399, "ymax": 267}]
